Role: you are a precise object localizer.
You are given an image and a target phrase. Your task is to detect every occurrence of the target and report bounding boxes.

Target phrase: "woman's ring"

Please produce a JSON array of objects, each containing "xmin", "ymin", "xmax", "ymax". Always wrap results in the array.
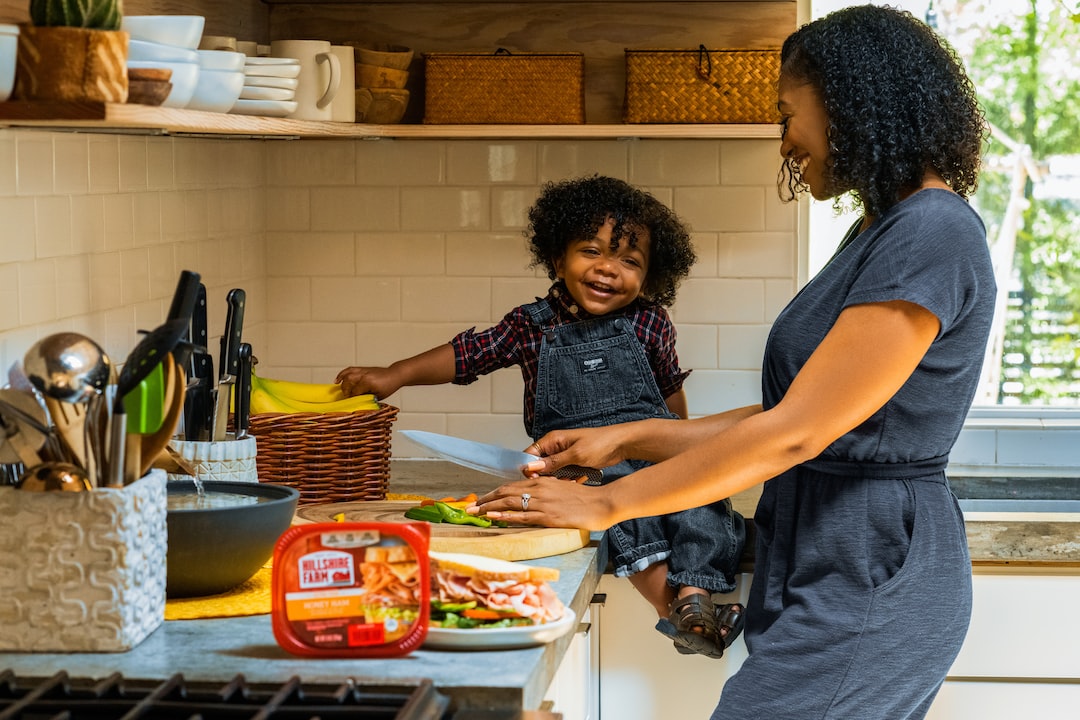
[{"xmin": 521, "ymin": 493, "xmax": 531, "ymax": 511}]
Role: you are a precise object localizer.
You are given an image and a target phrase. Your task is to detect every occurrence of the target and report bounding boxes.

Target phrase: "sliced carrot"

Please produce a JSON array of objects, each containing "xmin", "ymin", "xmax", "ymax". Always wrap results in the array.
[{"xmin": 461, "ymin": 608, "xmax": 520, "ymax": 620}]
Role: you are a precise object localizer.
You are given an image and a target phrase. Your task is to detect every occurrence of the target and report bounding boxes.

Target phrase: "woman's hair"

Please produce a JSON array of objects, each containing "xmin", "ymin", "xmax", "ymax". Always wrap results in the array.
[
  {"xmin": 525, "ymin": 175, "xmax": 696, "ymax": 307},
  {"xmin": 778, "ymin": 4, "xmax": 987, "ymax": 217}
]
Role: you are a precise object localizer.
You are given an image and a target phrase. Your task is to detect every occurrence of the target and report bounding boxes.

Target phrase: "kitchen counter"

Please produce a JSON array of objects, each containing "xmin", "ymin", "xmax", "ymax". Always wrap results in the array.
[{"xmin": 0, "ymin": 525, "xmax": 604, "ymax": 714}]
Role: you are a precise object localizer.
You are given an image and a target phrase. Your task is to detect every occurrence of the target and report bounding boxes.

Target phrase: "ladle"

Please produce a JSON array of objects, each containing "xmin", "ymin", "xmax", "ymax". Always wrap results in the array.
[
  {"xmin": 16, "ymin": 461, "xmax": 93, "ymax": 492},
  {"xmin": 23, "ymin": 333, "xmax": 111, "ymax": 483}
]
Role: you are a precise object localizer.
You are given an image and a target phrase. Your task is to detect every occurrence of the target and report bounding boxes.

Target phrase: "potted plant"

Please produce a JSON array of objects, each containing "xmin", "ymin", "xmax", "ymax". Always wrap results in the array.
[{"xmin": 14, "ymin": 0, "xmax": 128, "ymax": 103}]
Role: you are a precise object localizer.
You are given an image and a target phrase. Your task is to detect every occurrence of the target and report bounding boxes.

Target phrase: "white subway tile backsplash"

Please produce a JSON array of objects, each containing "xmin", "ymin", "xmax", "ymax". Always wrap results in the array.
[
  {"xmin": 132, "ymin": 192, "xmax": 162, "ymax": 246},
  {"xmin": 716, "ymin": 324, "xmax": 769, "ymax": 370},
  {"xmin": 491, "ymin": 368, "xmax": 526, "ymax": 415},
  {"xmin": 266, "ymin": 232, "xmax": 355, "ymax": 276},
  {"xmin": 265, "ymin": 187, "xmax": 310, "ymax": 231},
  {"xmin": 145, "ymin": 139, "xmax": 174, "ymax": 191},
  {"xmin": 16, "ymin": 135, "xmax": 55, "ymax": 196},
  {"xmin": 266, "ymin": 277, "xmax": 312, "ymax": 321},
  {"xmin": 54, "ymin": 255, "xmax": 91, "ymax": 318},
  {"xmin": 356, "ymin": 232, "xmax": 444, "ymax": 276},
  {"xmin": 117, "ymin": 137, "xmax": 149, "ymax": 192},
  {"xmin": 401, "ymin": 187, "xmax": 489, "ymax": 231},
  {"xmin": 675, "ymin": 186, "xmax": 766, "ymax": 233},
  {"xmin": 53, "ymin": 135, "xmax": 90, "ymax": 195},
  {"xmin": 402, "ymin": 276, "xmax": 491, "ymax": 322},
  {"xmin": 764, "ymin": 278, "xmax": 797, "ymax": 321},
  {"xmin": 102, "ymin": 194, "xmax": 135, "ymax": 251},
  {"xmin": 719, "ymin": 140, "xmax": 782, "ymax": 186},
  {"xmin": 400, "ymin": 378, "xmax": 492, "ymax": 413},
  {"xmin": 34, "ymin": 196, "xmax": 72, "ymax": 258},
  {"xmin": 266, "ymin": 321, "xmax": 356, "ymax": 367},
  {"xmin": 491, "ymin": 278, "xmax": 551, "ymax": 323},
  {"xmin": 718, "ymin": 232, "xmax": 796, "ymax": 278},
  {"xmin": 675, "ymin": 278, "xmax": 766, "ymax": 324},
  {"xmin": 446, "ymin": 413, "xmax": 532, "ymax": 452},
  {"xmin": 266, "ymin": 140, "xmax": 355, "ymax": 187},
  {"xmin": 355, "ymin": 140, "xmax": 444, "ymax": 186},
  {"xmin": 311, "ymin": 186, "xmax": 400, "ymax": 232},
  {"xmin": 674, "ymin": 322, "xmax": 719, "ymax": 370},
  {"xmin": 312, "ymin": 277, "xmax": 401, "ymax": 322},
  {"xmin": 683, "ymin": 369, "xmax": 762, "ymax": 416},
  {"xmin": 631, "ymin": 140, "xmax": 721, "ymax": 186},
  {"xmin": 120, "ymin": 248, "xmax": 151, "ymax": 306},
  {"xmin": 0, "ymin": 264, "xmax": 20, "ymax": 331},
  {"xmin": 689, "ymin": 233, "xmax": 719, "ymax": 278},
  {"xmin": 18, "ymin": 259, "xmax": 58, "ymax": 325},
  {"xmin": 447, "ymin": 142, "xmax": 538, "ymax": 184},
  {"xmin": 490, "ymin": 187, "xmax": 538, "ymax": 231},
  {"xmin": 0, "ymin": 134, "xmax": 15, "ymax": 195},
  {"xmin": 87, "ymin": 135, "xmax": 120, "ymax": 194},
  {"xmin": 447, "ymin": 232, "xmax": 532, "ymax": 277},
  {"xmin": 89, "ymin": 251, "xmax": 123, "ymax": 311},
  {"xmin": 538, "ymin": 141, "xmax": 629, "ymax": 181},
  {"xmin": 0, "ymin": 197, "xmax": 37, "ymax": 262}
]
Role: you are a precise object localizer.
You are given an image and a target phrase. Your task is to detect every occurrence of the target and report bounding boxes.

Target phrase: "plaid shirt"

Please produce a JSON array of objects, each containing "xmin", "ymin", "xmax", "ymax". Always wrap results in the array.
[{"xmin": 450, "ymin": 282, "xmax": 690, "ymax": 430}]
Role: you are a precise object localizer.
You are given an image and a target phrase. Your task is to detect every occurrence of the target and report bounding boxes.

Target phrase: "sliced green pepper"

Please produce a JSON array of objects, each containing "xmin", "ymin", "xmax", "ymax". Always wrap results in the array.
[
  {"xmin": 434, "ymin": 501, "xmax": 492, "ymax": 528},
  {"xmin": 404, "ymin": 505, "xmax": 444, "ymax": 523}
]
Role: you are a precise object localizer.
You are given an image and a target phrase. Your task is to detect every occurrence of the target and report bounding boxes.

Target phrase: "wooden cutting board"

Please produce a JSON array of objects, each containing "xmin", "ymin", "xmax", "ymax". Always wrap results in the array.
[{"xmin": 293, "ymin": 501, "xmax": 591, "ymax": 562}]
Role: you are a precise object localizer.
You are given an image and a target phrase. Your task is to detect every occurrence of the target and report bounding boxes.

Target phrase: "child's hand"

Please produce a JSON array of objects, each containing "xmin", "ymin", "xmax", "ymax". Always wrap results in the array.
[{"xmin": 335, "ymin": 366, "xmax": 400, "ymax": 399}]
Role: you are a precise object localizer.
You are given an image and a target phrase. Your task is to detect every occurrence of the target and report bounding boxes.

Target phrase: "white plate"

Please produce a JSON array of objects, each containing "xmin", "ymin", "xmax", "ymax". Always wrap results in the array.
[
  {"xmin": 423, "ymin": 608, "xmax": 576, "ymax": 650},
  {"xmin": 229, "ymin": 99, "xmax": 297, "ymax": 118},
  {"xmin": 244, "ymin": 56, "xmax": 300, "ymax": 66},
  {"xmin": 243, "ymin": 63, "xmax": 301, "ymax": 79},
  {"xmin": 242, "ymin": 74, "xmax": 299, "ymax": 90},
  {"xmin": 240, "ymin": 85, "xmax": 294, "ymax": 101}
]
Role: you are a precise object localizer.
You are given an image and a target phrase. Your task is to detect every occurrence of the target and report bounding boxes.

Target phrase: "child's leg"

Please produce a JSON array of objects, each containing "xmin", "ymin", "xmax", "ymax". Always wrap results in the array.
[{"xmin": 627, "ymin": 560, "xmax": 676, "ymax": 618}]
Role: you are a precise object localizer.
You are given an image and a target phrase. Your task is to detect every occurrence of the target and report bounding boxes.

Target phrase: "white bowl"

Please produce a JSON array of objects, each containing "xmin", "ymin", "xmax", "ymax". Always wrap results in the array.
[
  {"xmin": 186, "ymin": 68, "xmax": 244, "ymax": 113},
  {"xmin": 122, "ymin": 16, "xmax": 206, "ymax": 50},
  {"xmin": 127, "ymin": 60, "xmax": 199, "ymax": 108},
  {"xmin": 0, "ymin": 24, "xmax": 17, "ymax": 103},
  {"xmin": 242, "ymin": 62, "xmax": 301, "ymax": 80},
  {"xmin": 196, "ymin": 49, "xmax": 245, "ymax": 72},
  {"xmin": 128, "ymin": 39, "xmax": 198, "ymax": 64}
]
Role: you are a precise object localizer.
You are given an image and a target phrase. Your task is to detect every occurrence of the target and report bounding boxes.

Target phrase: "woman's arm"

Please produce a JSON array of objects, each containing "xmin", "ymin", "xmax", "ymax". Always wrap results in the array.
[{"xmin": 481, "ymin": 299, "xmax": 941, "ymax": 530}]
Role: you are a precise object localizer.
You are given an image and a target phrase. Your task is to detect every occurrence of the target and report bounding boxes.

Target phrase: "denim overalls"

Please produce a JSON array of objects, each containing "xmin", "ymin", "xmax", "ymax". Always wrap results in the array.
[{"xmin": 525, "ymin": 299, "xmax": 744, "ymax": 593}]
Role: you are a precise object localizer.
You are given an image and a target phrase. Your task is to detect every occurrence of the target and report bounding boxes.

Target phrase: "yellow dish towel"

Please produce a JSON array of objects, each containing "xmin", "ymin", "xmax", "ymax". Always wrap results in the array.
[{"xmin": 165, "ymin": 562, "xmax": 273, "ymax": 620}]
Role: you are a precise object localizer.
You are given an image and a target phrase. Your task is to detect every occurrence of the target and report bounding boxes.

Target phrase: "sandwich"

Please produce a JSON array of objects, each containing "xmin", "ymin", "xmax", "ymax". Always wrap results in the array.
[{"xmin": 429, "ymin": 551, "xmax": 566, "ymax": 629}]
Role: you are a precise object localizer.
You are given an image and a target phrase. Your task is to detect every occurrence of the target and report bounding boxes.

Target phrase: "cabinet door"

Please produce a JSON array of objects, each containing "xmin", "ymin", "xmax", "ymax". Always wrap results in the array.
[
  {"xmin": 545, "ymin": 605, "xmax": 597, "ymax": 720},
  {"xmin": 595, "ymin": 574, "xmax": 751, "ymax": 720}
]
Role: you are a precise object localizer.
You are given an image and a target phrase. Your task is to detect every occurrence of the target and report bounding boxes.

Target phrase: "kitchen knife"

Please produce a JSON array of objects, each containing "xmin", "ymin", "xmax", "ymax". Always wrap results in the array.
[
  {"xmin": 401, "ymin": 430, "xmax": 603, "ymax": 484},
  {"xmin": 166, "ymin": 269, "xmax": 201, "ymax": 370},
  {"xmin": 213, "ymin": 288, "xmax": 246, "ymax": 441},
  {"xmin": 184, "ymin": 283, "xmax": 213, "ymax": 441},
  {"xmin": 235, "ymin": 342, "xmax": 252, "ymax": 439}
]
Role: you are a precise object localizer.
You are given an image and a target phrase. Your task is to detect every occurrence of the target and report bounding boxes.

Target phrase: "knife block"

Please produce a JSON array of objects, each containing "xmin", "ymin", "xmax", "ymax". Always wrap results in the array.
[
  {"xmin": 167, "ymin": 435, "xmax": 258, "ymax": 484},
  {"xmin": 0, "ymin": 469, "xmax": 167, "ymax": 652}
]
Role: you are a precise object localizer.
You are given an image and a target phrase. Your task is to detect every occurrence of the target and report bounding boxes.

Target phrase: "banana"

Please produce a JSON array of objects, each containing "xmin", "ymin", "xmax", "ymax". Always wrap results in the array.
[
  {"xmin": 249, "ymin": 373, "xmax": 380, "ymax": 414},
  {"xmin": 253, "ymin": 374, "xmax": 347, "ymax": 403}
]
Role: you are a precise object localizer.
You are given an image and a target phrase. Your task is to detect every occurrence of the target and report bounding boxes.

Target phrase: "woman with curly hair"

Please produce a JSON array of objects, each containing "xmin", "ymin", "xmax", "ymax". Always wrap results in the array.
[
  {"xmin": 338, "ymin": 174, "xmax": 746, "ymax": 657},
  {"xmin": 472, "ymin": 6, "xmax": 994, "ymax": 717}
]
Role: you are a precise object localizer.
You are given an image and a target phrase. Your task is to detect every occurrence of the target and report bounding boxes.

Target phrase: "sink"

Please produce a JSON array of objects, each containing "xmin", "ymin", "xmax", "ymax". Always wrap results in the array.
[{"xmin": 958, "ymin": 498, "xmax": 1080, "ymax": 514}]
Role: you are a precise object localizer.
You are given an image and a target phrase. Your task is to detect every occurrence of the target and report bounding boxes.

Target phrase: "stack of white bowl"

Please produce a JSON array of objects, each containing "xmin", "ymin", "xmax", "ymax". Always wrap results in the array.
[
  {"xmin": 187, "ymin": 49, "xmax": 245, "ymax": 113},
  {"xmin": 122, "ymin": 16, "xmax": 205, "ymax": 109},
  {"xmin": 231, "ymin": 57, "xmax": 300, "ymax": 117}
]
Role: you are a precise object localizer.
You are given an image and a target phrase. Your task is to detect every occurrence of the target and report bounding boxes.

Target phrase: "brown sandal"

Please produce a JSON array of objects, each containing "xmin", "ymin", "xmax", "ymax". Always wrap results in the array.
[{"xmin": 654, "ymin": 593, "xmax": 744, "ymax": 659}]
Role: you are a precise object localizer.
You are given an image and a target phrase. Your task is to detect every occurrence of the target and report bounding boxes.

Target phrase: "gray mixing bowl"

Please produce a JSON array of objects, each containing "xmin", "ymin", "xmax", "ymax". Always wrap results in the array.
[{"xmin": 166, "ymin": 480, "xmax": 300, "ymax": 598}]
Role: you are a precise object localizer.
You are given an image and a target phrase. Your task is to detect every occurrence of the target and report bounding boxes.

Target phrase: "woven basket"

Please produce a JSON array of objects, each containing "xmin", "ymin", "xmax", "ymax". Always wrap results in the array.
[
  {"xmin": 247, "ymin": 403, "xmax": 398, "ymax": 505},
  {"xmin": 624, "ymin": 46, "xmax": 781, "ymax": 123},
  {"xmin": 423, "ymin": 49, "xmax": 585, "ymax": 124}
]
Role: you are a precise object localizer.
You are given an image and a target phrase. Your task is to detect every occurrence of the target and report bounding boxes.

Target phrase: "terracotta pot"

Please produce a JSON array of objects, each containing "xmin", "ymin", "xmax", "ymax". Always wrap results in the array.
[{"xmin": 14, "ymin": 24, "xmax": 129, "ymax": 103}]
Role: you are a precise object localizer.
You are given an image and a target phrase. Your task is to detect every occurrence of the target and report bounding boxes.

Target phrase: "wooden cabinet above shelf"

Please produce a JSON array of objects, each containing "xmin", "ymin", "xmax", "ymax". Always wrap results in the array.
[{"xmin": 0, "ymin": 101, "xmax": 782, "ymax": 140}]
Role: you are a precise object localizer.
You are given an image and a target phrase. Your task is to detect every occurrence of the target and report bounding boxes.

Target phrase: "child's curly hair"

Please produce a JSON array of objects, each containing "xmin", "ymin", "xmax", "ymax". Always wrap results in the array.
[
  {"xmin": 778, "ymin": 5, "xmax": 987, "ymax": 217},
  {"xmin": 525, "ymin": 175, "xmax": 696, "ymax": 307}
]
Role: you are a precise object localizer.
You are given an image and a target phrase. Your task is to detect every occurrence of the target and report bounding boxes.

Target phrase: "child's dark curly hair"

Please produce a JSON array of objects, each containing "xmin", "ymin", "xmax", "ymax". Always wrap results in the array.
[
  {"xmin": 525, "ymin": 175, "xmax": 695, "ymax": 307},
  {"xmin": 778, "ymin": 4, "xmax": 987, "ymax": 217}
]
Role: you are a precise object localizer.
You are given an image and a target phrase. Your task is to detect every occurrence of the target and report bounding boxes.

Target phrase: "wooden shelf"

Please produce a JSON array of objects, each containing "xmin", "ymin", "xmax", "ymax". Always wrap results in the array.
[{"xmin": 0, "ymin": 101, "xmax": 781, "ymax": 140}]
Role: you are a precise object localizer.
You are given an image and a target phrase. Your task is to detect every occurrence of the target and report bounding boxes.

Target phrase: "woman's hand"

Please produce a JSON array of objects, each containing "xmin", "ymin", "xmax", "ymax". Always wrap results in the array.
[
  {"xmin": 521, "ymin": 426, "xmax": 631, "ymax": 476},
  {"xmin": 467, "ymin": 476, "xmax": 617, "ymax": 531}
]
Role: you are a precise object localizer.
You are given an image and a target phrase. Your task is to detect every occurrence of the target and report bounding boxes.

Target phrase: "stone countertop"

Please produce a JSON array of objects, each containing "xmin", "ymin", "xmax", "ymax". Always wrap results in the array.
[
  {"xmin": 0, "ymin": 526, "xmax": 605, "ymax": 713},
  {"xmin": 388, "ymin": 460, "xmax": 1080, "ymax": 568}
]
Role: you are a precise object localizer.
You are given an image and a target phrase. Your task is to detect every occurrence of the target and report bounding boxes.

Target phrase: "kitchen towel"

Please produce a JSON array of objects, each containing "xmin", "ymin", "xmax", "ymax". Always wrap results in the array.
[{"xmin": 165, "ymin": 562, "xmax": 272, "ymax": 620}]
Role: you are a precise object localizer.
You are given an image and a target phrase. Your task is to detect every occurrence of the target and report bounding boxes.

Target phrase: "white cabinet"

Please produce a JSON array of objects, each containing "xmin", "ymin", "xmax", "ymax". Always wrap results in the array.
[
  {"xmin": 591, "ymin": 569, "xmax": 1080, "ymax": 720},
  {"xmin": 545, "ymin": 602, "xmax": 601, "ymax": 720}
]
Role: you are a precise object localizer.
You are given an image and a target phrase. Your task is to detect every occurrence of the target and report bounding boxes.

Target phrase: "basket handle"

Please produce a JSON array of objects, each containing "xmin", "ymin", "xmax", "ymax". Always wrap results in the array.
[
  {"xmin": 494, "ymin": 47, "xmax": 512, "ymax": 56},
  {"xmin": 695, "ymin": 44, "xmax": 725, "ymax": 91}
]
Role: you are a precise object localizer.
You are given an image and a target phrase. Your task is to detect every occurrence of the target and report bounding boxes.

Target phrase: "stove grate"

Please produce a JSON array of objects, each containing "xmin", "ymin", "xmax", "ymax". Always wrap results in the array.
[{"xmin": 0, "ymin": 670, "xmax": 449, "ymax": 720}]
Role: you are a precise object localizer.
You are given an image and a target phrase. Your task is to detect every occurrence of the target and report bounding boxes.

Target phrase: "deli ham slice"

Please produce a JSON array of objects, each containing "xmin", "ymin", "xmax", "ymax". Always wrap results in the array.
[{"xmin": 430, "ymin": 551, "xmax": 566, "ymax": 625}]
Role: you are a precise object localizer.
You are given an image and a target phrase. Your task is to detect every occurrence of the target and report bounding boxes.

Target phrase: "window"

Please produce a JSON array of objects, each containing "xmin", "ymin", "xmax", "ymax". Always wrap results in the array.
[{"xmin": 806, "ymin": 0, "xmax": 1080, "ymax": 410}]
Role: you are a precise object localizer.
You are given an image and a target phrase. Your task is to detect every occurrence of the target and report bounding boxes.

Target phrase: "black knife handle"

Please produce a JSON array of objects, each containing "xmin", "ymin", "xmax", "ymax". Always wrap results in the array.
[
  {"xmin": 220, "ymin": 288, "xmax": 246, "ymax": 381},
  {"xmin": 168, "ymin": 270, "xmax": 201, "ymax": 370},
  {"xmin": 236, "ymin": 343, "xmax": 252, "ymax": 437}
]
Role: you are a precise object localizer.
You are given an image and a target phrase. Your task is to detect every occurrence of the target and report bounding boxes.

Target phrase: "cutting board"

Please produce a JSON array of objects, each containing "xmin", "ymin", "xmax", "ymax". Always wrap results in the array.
[{"xmin": 293, "ymin": 501, "xmax": 591, "ymax": 562}]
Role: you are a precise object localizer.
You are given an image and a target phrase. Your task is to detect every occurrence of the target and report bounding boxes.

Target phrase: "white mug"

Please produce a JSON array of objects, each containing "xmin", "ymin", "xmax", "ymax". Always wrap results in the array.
[
  {"xmin": 329, "ymin": 45, "xmax": 355, "ymax": 122},
  {"xmin": 270, "ymin": 39, "xmax": 341, "ymax": 121}
]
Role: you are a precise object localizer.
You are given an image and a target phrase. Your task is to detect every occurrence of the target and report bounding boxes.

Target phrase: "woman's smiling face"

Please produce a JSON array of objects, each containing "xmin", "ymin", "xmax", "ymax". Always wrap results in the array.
[
  {"xmin": 778, "ymin": 73, "xmax": 834, "ymax": 201},
  {"xmin": 555, "ymin": 215, "xmax": 650, "ymax": 316}
]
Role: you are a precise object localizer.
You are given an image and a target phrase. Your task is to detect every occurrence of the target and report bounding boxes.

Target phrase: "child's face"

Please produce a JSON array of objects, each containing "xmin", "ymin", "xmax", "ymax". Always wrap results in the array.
[{"xmin": 554, "ymin": 216, "xmax": 650, "ymax": 316}]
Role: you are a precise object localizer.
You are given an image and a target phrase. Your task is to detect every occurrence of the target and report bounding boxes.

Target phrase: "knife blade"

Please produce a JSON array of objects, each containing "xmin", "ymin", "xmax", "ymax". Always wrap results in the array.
[
  {"xmin": 213, "ymin": 288, "xmax": 246, "ymax": 441},
  {"xmin": 401, "ymin": 430, "xmax": 603, "ymax": 484},
  {"xmin": 235, "ymin": 342, "xmax": 252, "ymax": 439}
]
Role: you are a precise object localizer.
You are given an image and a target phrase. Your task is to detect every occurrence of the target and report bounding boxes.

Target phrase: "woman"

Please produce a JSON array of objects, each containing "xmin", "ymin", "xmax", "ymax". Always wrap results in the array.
[{"xmin": 471, "ymin": 5, "xmax": 993, "ymax": 718}]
